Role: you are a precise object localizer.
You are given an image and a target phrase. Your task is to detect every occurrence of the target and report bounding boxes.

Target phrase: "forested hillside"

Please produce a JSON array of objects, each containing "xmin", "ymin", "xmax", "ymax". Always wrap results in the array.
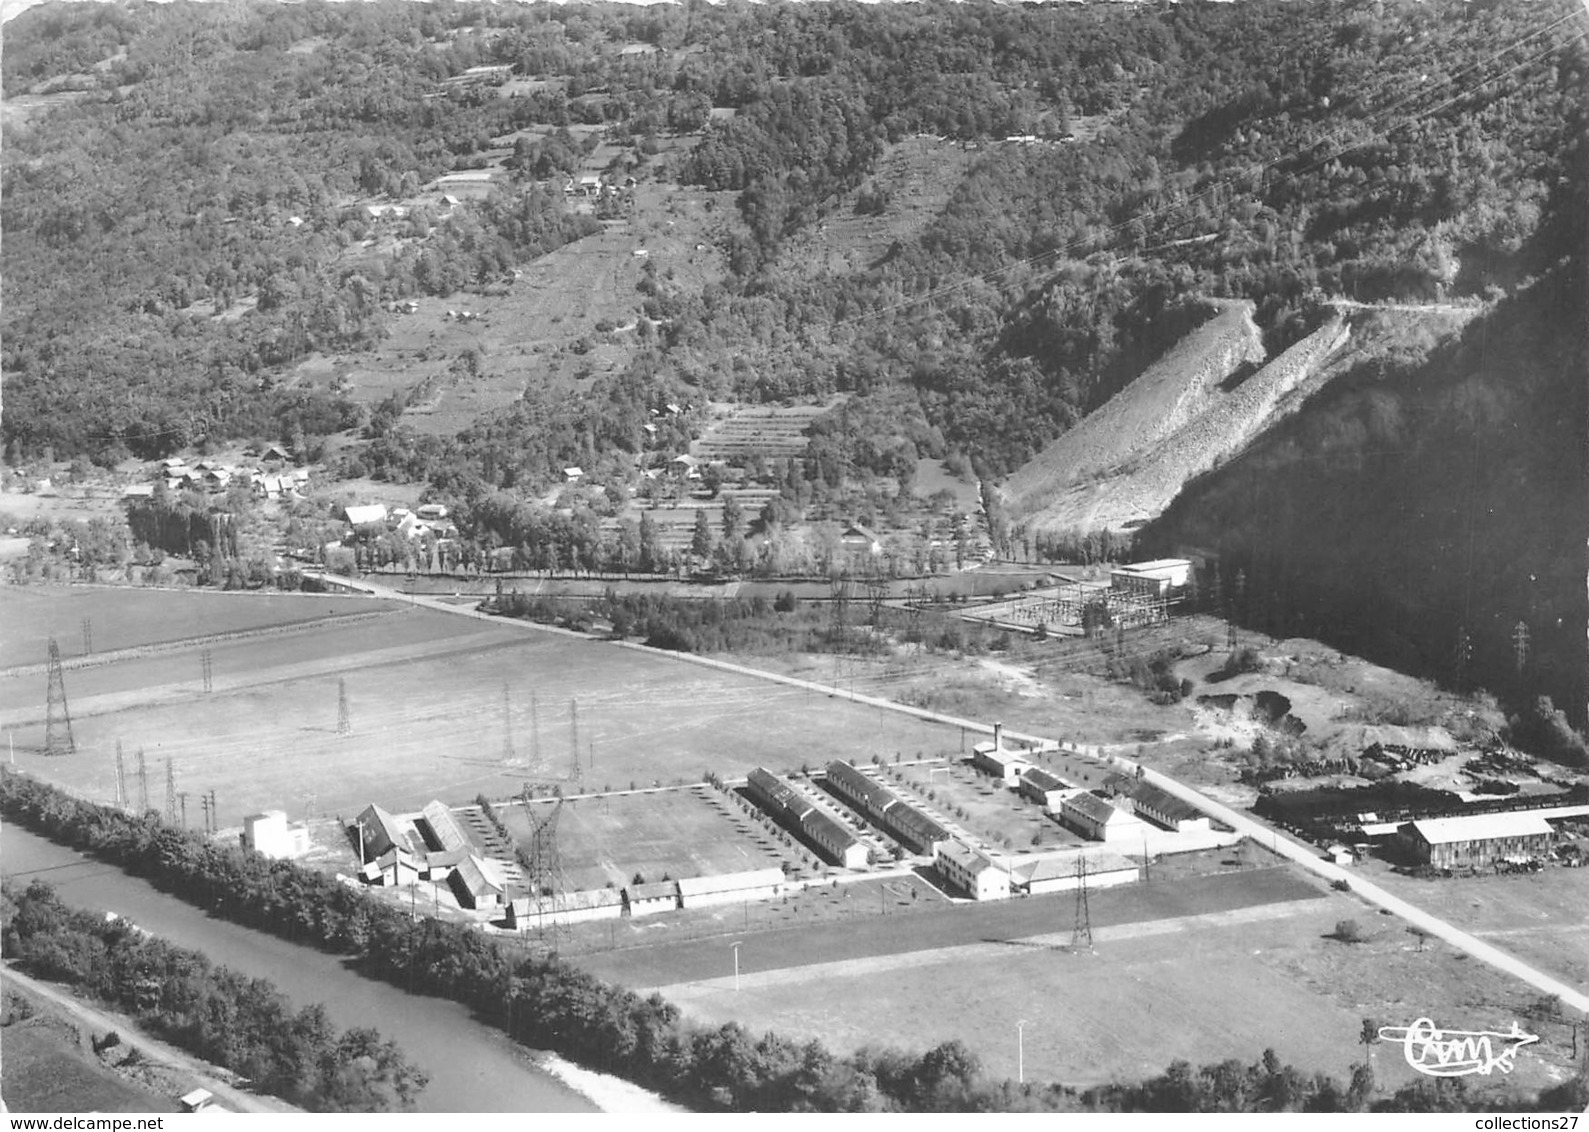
[{"xmin": 3, "ymin": 0, "xmax": 1583, "ymax": 721}]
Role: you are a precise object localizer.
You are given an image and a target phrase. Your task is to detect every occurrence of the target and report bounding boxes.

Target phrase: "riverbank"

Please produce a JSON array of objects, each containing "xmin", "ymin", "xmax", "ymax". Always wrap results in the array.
[
  {"xmin": 3, "ymin": 966, "xmax": 300, "ymax": 1114},
  {"xmin": 537, "ymin": 1053, "xmax": 682, "ymax": 1114}
]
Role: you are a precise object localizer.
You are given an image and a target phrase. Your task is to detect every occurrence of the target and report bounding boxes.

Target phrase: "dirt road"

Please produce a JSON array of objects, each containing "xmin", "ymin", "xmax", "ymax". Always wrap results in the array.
[{"xmin": 2, "ymin": 965, "xmax": 301, "ymax": 1114}]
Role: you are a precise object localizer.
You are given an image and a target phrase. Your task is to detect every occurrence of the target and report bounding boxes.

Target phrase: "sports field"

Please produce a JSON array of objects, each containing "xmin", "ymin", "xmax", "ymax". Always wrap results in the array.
[
  {"xmin": 1, "ymin": 589, "xmax": 958, "ymax": 828},
  {"xmin": 498, "ymin": 786, "xmax": 790, "ymax": 891}
]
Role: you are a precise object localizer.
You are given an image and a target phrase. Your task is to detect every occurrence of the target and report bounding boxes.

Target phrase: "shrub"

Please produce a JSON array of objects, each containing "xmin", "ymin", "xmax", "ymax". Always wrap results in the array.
[{"xmin": 1334, "ymin": 918, "xmax": 1364, "ymax": 943}]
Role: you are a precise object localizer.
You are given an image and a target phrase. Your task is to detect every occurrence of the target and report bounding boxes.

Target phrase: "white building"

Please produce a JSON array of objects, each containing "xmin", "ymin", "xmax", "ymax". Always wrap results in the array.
[
  {"xmin": 676, "ymin": 868, "xmax": 784, "ymax": 909},
  {"xmin": 1060, "ymin": 791, "xmax": 1149, "ymax": 843},
  {"xmin": 1013, "ymin": 850, "xmax": 1139, "ymax": 896},
  {"xmin": 934, "ymin": 839, "xmax": 1011, "ymax": 901},
  {"xmin": 242, "ymin": 810, "xmax": 310, "ymax": 860}
]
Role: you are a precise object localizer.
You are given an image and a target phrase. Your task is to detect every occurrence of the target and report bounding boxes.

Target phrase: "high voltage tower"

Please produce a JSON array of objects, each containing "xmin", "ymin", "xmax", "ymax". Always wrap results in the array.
[
  {"xmin": 201, "ymin": 648, "xmax": 213, "ymax": 694},
  {"xmin": 165, "ymin": 758, "xmax": 177, "ymax": 824},
  {"xmin": 1071, "ymin": 853, "xmax": 1094, "ymax": 951},
  {"xmin": 136, "ymin": 749, "xmax": 149, "ymax": 814},
  {"xmin": 80, "ymin": 617, "xmax": 93, "ymax": 656},
  {"xmin": 44, "ymin": 639, "xmax": 76, "ymax": 757},
  {"xmin": 177, "ymin": 791, "xmax": 188, "ymax": 828},
  {"xmin": 829, "ymin": 575, "xmax": 851, "ymax": 647},
  {"xmin": 520, "ymin": 784, "xmax": 569, "ymax": 950},
  {"xmin": 337, "ymin": 678, "xmax": 351, "ymax": 736}
]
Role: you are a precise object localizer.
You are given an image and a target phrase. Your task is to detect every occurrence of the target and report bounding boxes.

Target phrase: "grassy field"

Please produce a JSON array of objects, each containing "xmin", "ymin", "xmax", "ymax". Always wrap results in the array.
[
  {"xmin": 1, "ymin": 592, "xmax": 959, "ymax": 829},
  {"xmin": 1, "ymin": 988, "xmax": 175, "ymax": 1113},
  {"xmin": 496, "ymin": 785, "xmax": 791, "ymax": 891},
  {"xmin": 607, "ymin": 872, "xmax": 1576, "ymax": 1100},
  {"xmin": 0, "ymin": 586, "xmax": 409, "ymax": 670}
]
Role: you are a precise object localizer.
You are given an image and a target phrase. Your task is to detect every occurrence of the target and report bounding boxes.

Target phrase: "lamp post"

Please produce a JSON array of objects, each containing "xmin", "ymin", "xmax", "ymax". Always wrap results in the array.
[
  {"xmin": 1016, "ymin": 1019, "xmax": 1030, "ymax": 1084},
  {"xmin": 730, "ymin": 940, "xmax": 744, "ymax": 992}
]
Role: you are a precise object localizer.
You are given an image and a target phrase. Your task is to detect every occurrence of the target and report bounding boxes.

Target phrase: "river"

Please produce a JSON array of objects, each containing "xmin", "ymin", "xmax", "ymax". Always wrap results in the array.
[{"xmin": 1, "ymin": 823, "xmax": 599, "ymax": 1113}]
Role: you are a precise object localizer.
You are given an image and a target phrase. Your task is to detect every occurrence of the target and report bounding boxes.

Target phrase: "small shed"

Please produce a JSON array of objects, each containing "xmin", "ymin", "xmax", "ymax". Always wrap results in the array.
[
  {"xmin": 448, "ymin": 854, "xmax": 507, "ymax": 910},
  {"xmin": 1013, "ymin": 850, "xmax": 1139, "ymax": 896}
]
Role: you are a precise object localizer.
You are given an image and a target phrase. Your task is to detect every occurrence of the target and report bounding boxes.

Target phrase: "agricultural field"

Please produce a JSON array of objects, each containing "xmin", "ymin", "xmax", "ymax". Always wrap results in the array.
[
  {"xmin": 0, "ymin": 589, "xmax": 959, "ymax": 829},
  {"xmin": 0, "ymin": 586, "xmax": 407, "ymax": 670},
  {"xmin": 1351, "ymin": 852, "xmax": 1589, "ymax": 993},
  {"xmin": 494, "ymin": 785, "xmax": 792, "ymax": 893},
  {"xmin": 614, "ymin": 870, "xmax": 1577, "ymax": 1100}
]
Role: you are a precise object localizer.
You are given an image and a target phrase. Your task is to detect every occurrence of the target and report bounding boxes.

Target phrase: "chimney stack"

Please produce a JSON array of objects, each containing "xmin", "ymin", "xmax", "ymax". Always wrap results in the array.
[{"xmin": 993, "ymin": 722, "xmax": 1004, "ymax": 751}]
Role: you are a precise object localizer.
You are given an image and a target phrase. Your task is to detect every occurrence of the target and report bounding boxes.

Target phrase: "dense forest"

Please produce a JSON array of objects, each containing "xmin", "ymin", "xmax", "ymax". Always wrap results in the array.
[
  {"xmin": 5, "ymin": 769, "xmax": 1583, "ymax": 1113},
  {"xmin": 4, "ymin": 0, "xmax": 1582, "ymax": 469},
  {"xmin": 2, "ymin": 879, "xmax": 427, "ymax": 1111}
]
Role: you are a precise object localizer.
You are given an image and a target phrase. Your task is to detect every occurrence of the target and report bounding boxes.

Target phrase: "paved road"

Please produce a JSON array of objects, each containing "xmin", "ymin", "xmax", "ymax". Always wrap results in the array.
[
  {"xmin": 334, "ymin": 573, "xmax": 1589, "ymax": 1017},
  {"xmin": 3, "ymin": 965, "xmax": 300, "ymax": 1114}
]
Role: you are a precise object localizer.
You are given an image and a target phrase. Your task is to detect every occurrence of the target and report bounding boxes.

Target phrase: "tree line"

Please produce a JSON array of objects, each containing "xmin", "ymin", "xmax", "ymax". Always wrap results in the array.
[
  {"xmin": 2, "ymin": 878, "xmax": 427, "ymax": 1111},
  {"xmin": 4, "ymin": 769, "xmax": 1581, "ymax": 1112}
]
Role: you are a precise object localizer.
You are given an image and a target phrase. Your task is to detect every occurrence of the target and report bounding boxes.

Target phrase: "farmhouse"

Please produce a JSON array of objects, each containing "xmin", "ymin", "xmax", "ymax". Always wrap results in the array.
[
  {"xmin": 746, "ymin": 768, "xmax": 869, "ymax": 868},
  {"xmin": 448, "ymin": 854, "xmax": 508, "ymax": 910},
  {"xmin": 241, "ymin": 810, "xmax": 309, "ymax": 860},
  {"xmin": 418, "ymin": 800, "xmax": 470, "ymax": 853},
  {"xmin": 343, "ymin": 503, "xmax": 388, "ymax": 528},
  {"xmin": 354, "ymin": 803, "xmax": 416, "ymax": 861},
  {"xmin": 623, "ymin": 880, "xmax": 679, "ymax": 917},
  {"xmin": 361, "ymin": 846, "xmax": 419, "ymax": 887},
  {"xmin": 1012, "ymin": 850, "xmax": 1139, "ymax": 896},
  {"xmin": 1019, "ymin": 767, "xmax": 1077, "ymax": 810},
  {"xmin": 1060, "ymin": 791, "xmax": 1148, "ymax": 843},
  {"xmin": 934, "ymin": 839, "xmax": 1011, "ymax": 901},
  {"xmin": 840, "ymin": 523, "xmax": 882, "ymax": 556},
  {"xmin": 1396, "ymin": 812, "xmax": 1555, "ymax": 870},
  {"xmin": 1109, "ymin": 558, "xmax": 1192, "ymax": 600},
  {"xmin": 677, "ymin": 867, "xmax": 785, "ymax": 909},
  {"xmin": 1104, "ymin": 774, "xmax": 1211, "ymax": 832}
]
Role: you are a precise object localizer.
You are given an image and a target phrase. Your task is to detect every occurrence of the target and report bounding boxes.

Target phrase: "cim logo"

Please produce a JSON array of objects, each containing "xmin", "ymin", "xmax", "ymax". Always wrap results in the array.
[{"xmin": 1378, "ymin": 1018, "xmax": 1540, "ymax": 1078}]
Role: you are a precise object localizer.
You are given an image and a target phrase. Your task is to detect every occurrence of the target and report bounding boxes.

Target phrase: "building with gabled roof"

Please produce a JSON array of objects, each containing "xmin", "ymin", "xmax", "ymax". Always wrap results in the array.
[
  {"xmin": 1060, "ymin": 791, "xmax": 1148, "ymax": 843},
  {"xmin": 623, "ymin": 880, "xmax": 679, "ymax": 917},
  {"xmin": 360, "ymin": 845, "xmax": 419, "ymax": 888},
  {"xmin": 448, "ymin": 854, "xmax": 507, "ymax": 910},
  {"xmin": 747, "ymin": 767, "xmax": 868, "ymax": 868},
  {"xmin": 506, "ymin": 887, "xmax": 623, "ymax": 928},
  {"xmin": 419, "ymin": 801, "xmax": 470, "ymax": 853},
  {"xmin": 1396, "ymin": 812, "xmax": 1555, "ymax": 870},
  {"xmin": 823, "ymin": 760, "xmax": 897, "ymax": 817},
  {"xmin": 1019, "ymin": 766, "xmax": 1077, "ymax": 810},
  {"xmin": 1012, "ymin": 850, "xmax": 1139, "ymax": 895},
  {"xmin": 676, "ymin": 867, "xmax": 785, "ymax": 909},
  {"xmin": 343, "ymin": 503, "xmax": 388, "ymax": 528},
  {"xmin": 354, "ymin": 804, "xmax": 415, "ymax": 862},
  {"xmin": 934, "ymin": 839, "xmax": 1010, "ymax": 901},
  {"xmin": 1104, "ymin": 774, "xmax": 1211, "ymax": 832}
]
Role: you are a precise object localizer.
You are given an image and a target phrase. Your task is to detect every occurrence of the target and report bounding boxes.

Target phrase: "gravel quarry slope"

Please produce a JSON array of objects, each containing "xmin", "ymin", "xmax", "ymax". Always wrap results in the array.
[{"xmin": 997, "ymin": 301, "xmax": 1467, "ymax": 536}]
